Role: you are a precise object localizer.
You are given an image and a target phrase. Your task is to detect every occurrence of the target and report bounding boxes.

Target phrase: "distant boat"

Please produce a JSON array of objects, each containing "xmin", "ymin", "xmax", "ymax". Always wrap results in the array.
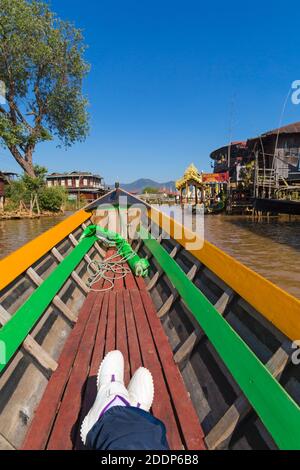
[
  {"xmin": 192, "ymin": 201, "xmax": 225, "ymax": 215},
  {"xmin": 254, "ymin": 198, "xmax": 300, "ymax": 215},
  {"xmin": 205, "ymin": 200, "xmax": 225, "ymax": 214}
]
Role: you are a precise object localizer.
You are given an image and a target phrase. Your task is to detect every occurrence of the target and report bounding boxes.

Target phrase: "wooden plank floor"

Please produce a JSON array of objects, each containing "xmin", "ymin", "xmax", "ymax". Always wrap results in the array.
[{"xmin": 22, "ymin": 251, "xmax": 205, "ymax": 451}]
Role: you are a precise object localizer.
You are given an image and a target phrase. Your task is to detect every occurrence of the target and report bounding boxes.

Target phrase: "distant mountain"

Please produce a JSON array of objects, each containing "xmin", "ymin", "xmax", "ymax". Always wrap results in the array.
[{"xmin": 112, "ymin": 179, "xmax": 176, "ymax": 193}]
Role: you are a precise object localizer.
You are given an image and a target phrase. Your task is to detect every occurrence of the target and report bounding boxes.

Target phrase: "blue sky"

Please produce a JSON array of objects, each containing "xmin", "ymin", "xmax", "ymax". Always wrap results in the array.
[{"xmin": 2, "ymin": 0, "xmax": 300, "ymax": 183}]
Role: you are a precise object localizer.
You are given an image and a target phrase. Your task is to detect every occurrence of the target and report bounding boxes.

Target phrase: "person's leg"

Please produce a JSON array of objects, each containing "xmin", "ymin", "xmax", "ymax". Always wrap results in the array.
[
  {"xmin": 127, "ymin": 367, "xmax": 154, "ymax": 411},
  {"xmin": 80, "ymin": 350, "xmax": 130, "ymax": 445},
  {"xmin": 81, "ymin": 352, "xmax": 170, "ymax": 450},
  {"xmin": 86, "ymin": 406, "xmax": 170, "ymax": 451}
]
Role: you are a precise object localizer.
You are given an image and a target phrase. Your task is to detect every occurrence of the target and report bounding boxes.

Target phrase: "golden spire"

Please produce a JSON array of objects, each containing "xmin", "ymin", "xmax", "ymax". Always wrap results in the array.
[{"xmin": 176, "ymin": 163, "xmax": 203, "ymax": 190}]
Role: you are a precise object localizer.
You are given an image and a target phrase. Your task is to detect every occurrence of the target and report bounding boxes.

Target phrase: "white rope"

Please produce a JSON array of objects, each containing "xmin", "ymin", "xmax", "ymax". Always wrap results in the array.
[{"xmin": 86, "ymin": 244, "xmax": 137, "ymax": 293}]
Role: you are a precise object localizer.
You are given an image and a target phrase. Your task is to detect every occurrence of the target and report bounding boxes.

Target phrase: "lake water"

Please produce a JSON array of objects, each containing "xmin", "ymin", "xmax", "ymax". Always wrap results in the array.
[
  {"xmin": 0, "ymin": 208, "xmax": 299, "ymax": 299},
  {"xmin": 159, "ymin": 205, "xmax": 300, "ymax": 299},
  {"xmin": 0, "ymin": 214, "xmax": 69, "ymax": 259}
]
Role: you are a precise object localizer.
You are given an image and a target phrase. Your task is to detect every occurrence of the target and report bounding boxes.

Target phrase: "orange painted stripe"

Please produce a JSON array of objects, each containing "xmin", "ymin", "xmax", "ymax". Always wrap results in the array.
[
  {"xmin": 149, "ymin": 206, "xmax": 300, "ymax": 342},
  {"xmin": 0, "ymin": 210, "xmax": 91, "ymax": 291}
]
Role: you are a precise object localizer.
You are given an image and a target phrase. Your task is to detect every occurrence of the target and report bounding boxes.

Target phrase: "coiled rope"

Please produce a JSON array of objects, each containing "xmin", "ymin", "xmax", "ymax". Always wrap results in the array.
[{"xmin": 86, "ymin": 241, "xmax": 137, "ymax": 293}]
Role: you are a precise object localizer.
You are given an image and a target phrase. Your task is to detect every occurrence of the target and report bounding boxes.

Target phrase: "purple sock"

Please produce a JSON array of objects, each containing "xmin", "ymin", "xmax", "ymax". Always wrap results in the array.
[{"xmin": 100, "ymin": 395, "xmax": 130, "ymax": 417}]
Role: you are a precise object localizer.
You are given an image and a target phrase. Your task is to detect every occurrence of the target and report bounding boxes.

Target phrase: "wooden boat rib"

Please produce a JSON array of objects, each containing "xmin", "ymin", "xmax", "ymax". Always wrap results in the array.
[{"xmin": 0, "ymin": 188, "xmax": 300, "ymax": 450}]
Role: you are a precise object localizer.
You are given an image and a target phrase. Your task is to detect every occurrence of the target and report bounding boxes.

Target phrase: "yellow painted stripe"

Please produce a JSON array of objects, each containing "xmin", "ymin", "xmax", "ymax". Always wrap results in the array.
[
  {"xmin": 0, "ymin": 210, "xmax": 91, "ymax": 291},
  {"xmin": 149, "ymin": 207, "xmax": 300, "ymax": 341}
]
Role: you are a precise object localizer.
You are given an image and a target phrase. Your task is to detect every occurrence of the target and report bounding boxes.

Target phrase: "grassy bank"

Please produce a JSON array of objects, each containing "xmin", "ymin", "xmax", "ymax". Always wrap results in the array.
[{"xmin": 0, "ymin": 210, "xmax": 66, "ymax": 220}]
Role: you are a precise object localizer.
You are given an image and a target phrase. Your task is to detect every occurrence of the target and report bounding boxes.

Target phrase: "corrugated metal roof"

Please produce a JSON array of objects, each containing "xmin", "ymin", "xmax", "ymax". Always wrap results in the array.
[
  {"xmin": 47, "ymin": 172, "xmax": 102, "ymax": 179},
  {"xmin": 210, "ymin": 141, "xmax": 247, "ymax": 158},
  {"xmin": 262, "ymin": 121, "xmax": 300, "ymax": 136}
]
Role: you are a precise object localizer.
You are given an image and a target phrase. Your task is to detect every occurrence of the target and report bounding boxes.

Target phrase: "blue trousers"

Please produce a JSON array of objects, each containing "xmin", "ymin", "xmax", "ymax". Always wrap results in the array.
[{"xmin": 86, "ymin": 406, "xmax": 170, "ymax": 450}]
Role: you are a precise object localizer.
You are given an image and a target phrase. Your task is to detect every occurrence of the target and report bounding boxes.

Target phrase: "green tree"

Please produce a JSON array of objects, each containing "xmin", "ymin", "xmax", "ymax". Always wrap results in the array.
[
  {"xmin": 39, "ymin": 186, "xmax": 66, "ymax": 212},
  {"xmin": 5, "ymin": 179, "xmax": 28, "ymax": 208},
  {"xmin": 143, "ymin": 187, "xmax": 158, "ymax": 194},
  {"xmin": 0, "ymin": 0, "xmax": 90, "ymax": 177},
  {"xmin": 22, "ymin": 165, "xmax": 47, "ymax": 192},
  {"xmin": 6, "ymin": 165, "xmax": 66, "ymax": 213},
  {"xmin": 22, "ymin": 164, "xmax": 48, "ymax": 213}
]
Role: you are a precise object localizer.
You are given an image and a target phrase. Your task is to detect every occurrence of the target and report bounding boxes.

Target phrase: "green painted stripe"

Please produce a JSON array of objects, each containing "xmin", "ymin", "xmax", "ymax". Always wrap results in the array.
[
  {"xmin": 141, "ymin": 227, "xmax": 300, "ymax": 450},
  {"xmin": 0, "ymin": 236, "xmax": 96, "ymax": 374}
]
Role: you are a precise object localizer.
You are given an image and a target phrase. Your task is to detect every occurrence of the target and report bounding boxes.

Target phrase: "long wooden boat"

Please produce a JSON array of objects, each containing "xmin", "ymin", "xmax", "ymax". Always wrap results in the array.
[
  {"xmin": 192, "ymin": 202, "xmax": 225, "ymax": 215},
  {"xmin": 206, "ymin": 201, "xmax": 225, "ymax": 214},
  {"xmin": 0, "ymin": 188, "xmax": 300, "ymax": 450},
  {"xmin": 254, "ymin": 197, "xmax": 300, "ymax": 215}
]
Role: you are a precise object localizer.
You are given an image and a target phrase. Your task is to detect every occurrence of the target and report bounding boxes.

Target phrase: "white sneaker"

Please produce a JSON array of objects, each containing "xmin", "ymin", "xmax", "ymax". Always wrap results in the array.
[
  {"xmin": 128, "ymin": 367, "xmax": 154, "ymax": 412},
  {"xmin": 80, "ymin": 351, "xmax": 130, "ymax": 445},
  {"xmin": 96, "ymin": 350, "xmax": 125, "ymax": 390}
]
